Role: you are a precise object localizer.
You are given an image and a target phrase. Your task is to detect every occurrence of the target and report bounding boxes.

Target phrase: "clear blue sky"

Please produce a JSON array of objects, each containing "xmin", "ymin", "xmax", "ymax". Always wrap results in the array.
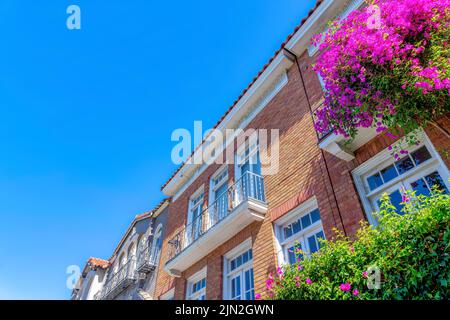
[{"xmin": 0, "ymin": 0, "xmax": 316, "ymax": 299}]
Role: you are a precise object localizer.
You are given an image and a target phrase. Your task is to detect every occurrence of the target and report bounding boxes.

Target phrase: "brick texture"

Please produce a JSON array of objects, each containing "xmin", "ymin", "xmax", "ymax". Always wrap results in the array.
[{"xmin": 153, "ymin": 48, "xmax": 450, "ymax": 299}]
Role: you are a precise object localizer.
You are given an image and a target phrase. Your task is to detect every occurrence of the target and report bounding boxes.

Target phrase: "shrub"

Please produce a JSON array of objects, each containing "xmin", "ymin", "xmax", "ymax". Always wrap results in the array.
[{"xmin": 264, "ymin": 189, "xmax": 450, "ymax": 300}]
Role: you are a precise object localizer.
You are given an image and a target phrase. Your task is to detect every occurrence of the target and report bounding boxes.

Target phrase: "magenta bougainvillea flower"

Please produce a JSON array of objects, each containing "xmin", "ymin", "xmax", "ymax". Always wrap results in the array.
[
  {"xmin": 255, "ymin": 293, "xmax": 262, "ymax": 300},
  {"xmin": 277, "ymin": 266, "xmax": 283, "ymax": 276},
  {"xmin": 306, "ymin": 278, "xmax": 313, "ymax": 285},
  {"xmin": 339, "ymin": 283, "xmax": 352, "ymax": 292},
  {"xmin": 353, "ymin": 289, "xmax": 360, "ymax": 296},
  {"xmin": 313, "ymin": 0, "xmax": 450, "ymax": 149}
]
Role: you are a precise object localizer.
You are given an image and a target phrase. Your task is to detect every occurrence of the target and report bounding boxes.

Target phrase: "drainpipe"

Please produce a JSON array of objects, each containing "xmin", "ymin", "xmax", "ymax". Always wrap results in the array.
[{"xmin": 283, "ymin": 48, "xmax": 348, "ymax": 237}]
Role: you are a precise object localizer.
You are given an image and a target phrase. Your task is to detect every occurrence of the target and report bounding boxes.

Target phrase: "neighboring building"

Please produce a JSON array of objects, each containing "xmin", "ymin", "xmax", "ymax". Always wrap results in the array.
[
  {"xmin": 74, "ymin": 0, "xmax": 450, "ymax": 301},
  {"xmin": 72, "ymin": 257, "xmax": 110, "ymax": 300},
  {"xmin": 74, "ymin": 199, "xmax": 170, "ymax": 300},
  {"xmin": 152, "ymin": 0, "xmax": 450, "ymax": 300}
]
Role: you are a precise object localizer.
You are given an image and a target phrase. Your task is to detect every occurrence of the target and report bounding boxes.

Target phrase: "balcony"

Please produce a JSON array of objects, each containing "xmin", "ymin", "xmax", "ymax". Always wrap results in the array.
[
  {"xmin": 313, "ymin": 102, "xmax": 378, "ymax": 161},
  {"xmin": 136, "ymin": 246, "xmax": 158, "ymax": 274},
  {"xmin": 100, "ymin": 257, "xmax": 137, "ymax": 300},
  {"xmin": 165, "ymin": 171, "xmax": 267, "ymax": 277}
]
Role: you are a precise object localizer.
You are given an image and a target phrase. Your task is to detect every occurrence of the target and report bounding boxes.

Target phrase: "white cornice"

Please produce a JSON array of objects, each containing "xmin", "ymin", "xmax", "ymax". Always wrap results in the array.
[
  {"xmin": 163, "ymin": 0, "xmax": 356, "ymax": 198},
  {"xmin": 163, "ymin": 53, "xmax": 293, "ymax": 198}
]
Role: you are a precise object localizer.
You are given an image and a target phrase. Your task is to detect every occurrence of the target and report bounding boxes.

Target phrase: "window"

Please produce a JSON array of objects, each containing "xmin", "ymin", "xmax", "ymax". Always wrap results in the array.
[
  {"xmin": 151, "ymin": 224, "xmax": 163, "ymax": 260},
  {"xmin": 235, "ymin": 137, "xmax": 265, "ymax": 202},
  {"xmin": 186, "ymin": 268, "xmax": 207, "ymax": 300},
  {"xmin": 224, "ymin": 240, "xmax": 254, "ymax": 300},
  {"xmin": 186, "ymin": 189, "xmax": 204, "ymax": 245},
  {"xmin": 236, "ymin": 139, "xmax": 261, "ymax": 178},
  {"xmin": 274, "ymin": 198, "xmax": 325, "ymax": 265},
  {"xmin": 353, "ymin": 133, "xmax": 450, "ymax": 224},
  {"xmin": 209, "ymin": 167, "xmax": 229, "ymax": 224}
]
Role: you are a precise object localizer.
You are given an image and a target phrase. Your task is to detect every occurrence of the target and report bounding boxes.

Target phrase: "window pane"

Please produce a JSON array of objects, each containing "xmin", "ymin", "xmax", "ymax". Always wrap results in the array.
[
  {"xmin": 284, "ymin": 226, "xmax": 292, "ymax": 239},
  {"xmin": 310, "ymin": 209, "xmax": 321, "ymax": 223},
  {"xmin": 242, "ymin": 251, "xmax": 248, "ymax": 264},
  {"xmin": 425, "ymin": 171, "xmax": 449, "ymax": 194},
  {"xmin": 381, "ymin": 189, "xmax": 404, "ymax": 214},
  {"xmin": 395, "ymin": 156, "xmax": 415, "ymax": 174},
  {"xmin": 411, "ymin": 178, "xmax": 430, "ymax": 196},
  {"xmin": 380, "ymin": 165, "xmax": 398, "ymax": 183},
  {"xmin": 308, "ymin": 235, "xmax": 318, "ymax": 253},
  {"xmin": 292, "ymin": 220, "xmax": 301, "ymax": 234},
  {"xmin": 230, "ymin": 260, "xmax": 235, "ymax": 271},
  {"xmin": 412, "ymin": 146, "xmax": 431, "ymax": 166},
  {"xmin": 287, "ymin": 246, "xmax": 296, "ymax": 264},
  {"xmin": 249, "ymin": 249, "xmax": 253, "ymax": 260},
  {"xmin": 236, "ymin": 256, "xmax": 242, "ymax": 268},
  {"xmin": 301, "ymin": 214, "xmax": 311, "ymax": 229},
  {"xmin": 367, "ymin": 173, "xmax": 383, "ymax": 190},
  {"xmin": 316, "ymin": 231, "xmax": 325, "ymax": 249}
]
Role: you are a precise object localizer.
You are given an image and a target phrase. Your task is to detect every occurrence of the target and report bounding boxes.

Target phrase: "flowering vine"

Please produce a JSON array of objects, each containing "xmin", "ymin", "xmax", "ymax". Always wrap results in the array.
[{"xmin": 312, "ymin": 0, "xmax": 450, "ymax": 154}]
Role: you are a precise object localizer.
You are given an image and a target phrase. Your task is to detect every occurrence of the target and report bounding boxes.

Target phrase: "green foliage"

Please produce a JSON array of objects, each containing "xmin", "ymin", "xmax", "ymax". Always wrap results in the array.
[{"xmin": 268, "ymin": 190, "xmax": 450, "ymax": 300}]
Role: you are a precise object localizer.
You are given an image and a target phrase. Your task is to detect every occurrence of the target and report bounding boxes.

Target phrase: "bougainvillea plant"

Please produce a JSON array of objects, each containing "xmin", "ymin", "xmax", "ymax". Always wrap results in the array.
[
  {"xmin": 313, "ymin": 0, "xmax": 450, "ymax": 157},
  {"xmin": 258, "ymin": 189, "xmax": 450, "ymax": 300}
]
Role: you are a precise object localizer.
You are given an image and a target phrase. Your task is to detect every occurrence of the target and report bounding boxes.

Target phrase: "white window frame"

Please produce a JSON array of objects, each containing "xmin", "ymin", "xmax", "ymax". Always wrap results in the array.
[
  {"xmin": 209, "ymin": 165, "xmax": 229, "ymax": 204},
  {"xmin": 186, "ymin": 267, "xmax": 207, "ymax": 300},
  {"xmin": 273, "ymin": 197, "xmax": 325, "ymax": 266},
  {"xmin": 352, "ymin": 131, "xmax": 450, "ymax": 225},
  {"xmin": 150, "ymin": 224, "xmax": 163, "ymax": 260},
  {"xmin": 223, "ymin": 238, "xmax": 254, "ymax": 300},
  {"xmin": 234, "ymin": 134, "xmax": 260, "ymax": 181},
  {"xmin": 186, "ymin": 185, "xmax": 205, "ymax": 245}
]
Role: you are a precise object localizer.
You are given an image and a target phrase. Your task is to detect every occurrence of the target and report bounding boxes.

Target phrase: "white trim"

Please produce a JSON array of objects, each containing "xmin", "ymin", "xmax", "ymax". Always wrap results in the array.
[
  {"xmin": 186, "ymin": 267, "xmax": 207, "ymax": 300},
  {"xmin": 352, "ymin": 130, "xmax": 450, "ymax": 225},
  {"xmin": 166, "ymin": 70, "xmax": 290, "ymax": 201},
  {"xmin": 160, "ymin": 288, "xmax": 175, "ymax": 300},
  {"xmin": 273, "ymin": 197, "xmax": 325, "ymax": 265},
  {"xmin": 223, "ymin": 238, "xmax": 254, "ymax": 300},
  {"xmin": 307, "ymin": 0, "xmax": 364, "ymax": 57}
]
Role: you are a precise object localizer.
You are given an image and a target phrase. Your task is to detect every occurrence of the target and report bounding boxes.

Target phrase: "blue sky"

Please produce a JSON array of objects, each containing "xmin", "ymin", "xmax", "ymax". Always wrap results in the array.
[{"xmin": 0, "ymin": 0, "xmax": 316, "ymax": 299}]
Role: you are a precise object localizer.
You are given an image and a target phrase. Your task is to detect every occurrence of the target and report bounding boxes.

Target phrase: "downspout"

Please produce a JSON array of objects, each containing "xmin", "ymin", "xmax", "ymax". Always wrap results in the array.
[{"xmin": 283, "ymin": 48, "xmax": 348, "ymax": 237}]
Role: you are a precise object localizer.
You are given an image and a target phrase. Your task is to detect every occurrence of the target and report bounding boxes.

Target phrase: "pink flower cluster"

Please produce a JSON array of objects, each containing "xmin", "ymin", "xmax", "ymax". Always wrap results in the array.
[{"xmin": 313, "ymin": 0, "xmax": 450, "ymax": 138}]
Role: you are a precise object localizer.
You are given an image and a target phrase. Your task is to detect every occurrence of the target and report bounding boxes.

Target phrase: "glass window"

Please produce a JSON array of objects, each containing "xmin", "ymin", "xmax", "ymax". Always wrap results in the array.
[
  {"xmin": 225, "ymin": 247, "xmax": 254, "ymax": 300},
  {"xmin": 425, "ymin": 171, "xmax": 449, "ymax": 193},
  {"xmin": 395, "ymin": 156, "xmax": 415, "ymax": 174},
  {"xmin": 277, "ymin": 206, "xmax": 325, "ymax": 264},
  {"xmin": 412, "ymin": 146, "xmax": 432, "ymax": 166},
  {"xmin": 380, "ymin": 164, "xmax": 398, "ymax": 183},
  {"xmin": 358, "ymin": 142, "xmax": 450, "ymax": 224},
  {"xmin": 367, "ymin": 172, "xmax": 383, "ymax": 191},
  {"xmin": 187, "ymin": 274, "xmax": 206, "ymax": 300}
]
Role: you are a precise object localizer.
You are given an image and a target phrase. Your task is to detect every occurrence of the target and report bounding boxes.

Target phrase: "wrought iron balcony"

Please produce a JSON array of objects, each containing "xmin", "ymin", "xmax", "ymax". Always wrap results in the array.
[
  {"xmin": 165, "ymin": 171, "xmax": 267, "ymax": 276},
  {"xmin": 136, "ymin": 246, "xmax": 158, "ymax": 274},
  {"xmin": 100, "ymin": 257, "xmax": 137, "ymax": 300},
  {"xmin": 312, "ymin": 101, "xmax": 333, "ymax": 141}
]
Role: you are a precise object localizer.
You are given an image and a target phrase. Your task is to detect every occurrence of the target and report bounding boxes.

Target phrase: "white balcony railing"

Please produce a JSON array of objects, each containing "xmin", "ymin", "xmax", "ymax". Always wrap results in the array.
[{"xmin": 165, "ymin": 171, "xmax": 267, "ymax": 275}]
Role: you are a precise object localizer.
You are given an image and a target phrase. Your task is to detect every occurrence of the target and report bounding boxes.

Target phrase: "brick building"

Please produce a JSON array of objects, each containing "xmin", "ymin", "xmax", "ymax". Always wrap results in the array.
[
  {"xmin": 153, "ymin": 0, "xmax": 450, "ymax": 300},
  {"xmin": 74, "ymin": 0, "xmax": 449, "ymax": 300}
]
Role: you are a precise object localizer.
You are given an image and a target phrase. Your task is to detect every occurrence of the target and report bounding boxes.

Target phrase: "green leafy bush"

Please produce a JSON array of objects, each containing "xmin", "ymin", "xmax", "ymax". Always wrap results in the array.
[{"xmin": 265, "ymin": 189, "xmax": 450, "ymax": 300}]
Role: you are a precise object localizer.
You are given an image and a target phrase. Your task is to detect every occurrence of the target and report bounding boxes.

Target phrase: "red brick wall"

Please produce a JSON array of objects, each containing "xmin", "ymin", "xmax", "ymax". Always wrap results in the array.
[
  {"xmin": 154, "ymin": 54, "xmax": 350, "ymax": 299},
  {"xmin": 153, "ymin": 47, "xmax": 450, "ymax": 300}
]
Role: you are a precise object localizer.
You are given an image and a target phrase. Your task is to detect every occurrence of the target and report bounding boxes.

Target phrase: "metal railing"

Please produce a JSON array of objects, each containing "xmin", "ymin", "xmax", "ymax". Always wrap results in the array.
[
  {"xmin": 167, "ymin": 171, "xmax": 266, "ymax": 261},
  {"xmin": 312, "ymin": 101, "xmax": 333, "ymax": 141},
  {"xmin": 136, "ymin": 246, "xmax": 158, "ymax": 273},
  {"xmin": 100, "ymin": 257, "xmax": 137, "ymax": 299}
]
